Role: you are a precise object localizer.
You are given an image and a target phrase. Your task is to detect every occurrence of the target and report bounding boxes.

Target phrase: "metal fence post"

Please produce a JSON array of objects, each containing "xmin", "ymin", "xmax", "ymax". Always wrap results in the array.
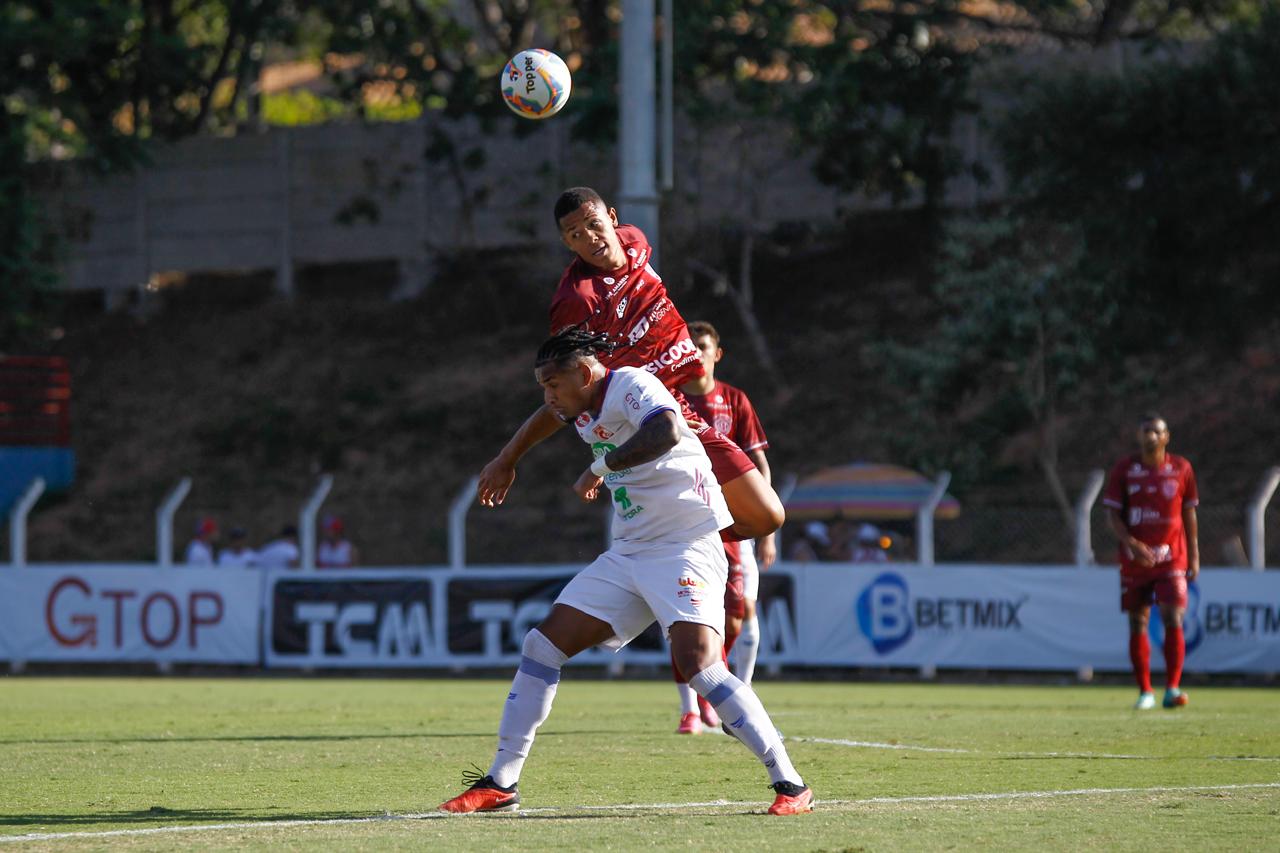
[
  {"xmin": 155, "ymin": 477, "xmax": 193, "ymax": 568},
  {"xmin": 449, "ymin": 476, "xmax": 480, "ymax": 569},
  {"xmin": 775, "ymin": 473, "xmax": 798, "ymax": 559},
  {"xmin": 1246, "ymin": 467, "xmax": 1280, "ymax": 571},
  {"xmin": 916, "ymin": 471, "xmax": 951, "ymax": 567},
  {"xmin": 8, "ymin": 477, "xmax": 45, "ymax": 567},
  {"xmin": 299, "ymin": 474, "xmax": 334, "ymax": 572},
  {"xmin": 1074, "ymin": 469, "xmax": 1106, "ymax": 568}
]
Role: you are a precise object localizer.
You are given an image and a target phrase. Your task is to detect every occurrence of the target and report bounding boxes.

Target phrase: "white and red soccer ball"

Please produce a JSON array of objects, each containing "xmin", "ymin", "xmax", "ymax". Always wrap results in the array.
[{"xmin": 501, "ymin": 49, "xmax": 572, "ymax": 119}]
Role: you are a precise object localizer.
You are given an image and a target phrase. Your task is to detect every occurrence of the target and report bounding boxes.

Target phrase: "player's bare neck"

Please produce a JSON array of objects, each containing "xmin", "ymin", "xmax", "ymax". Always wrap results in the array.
[{"xmin": 1141, "ymin": 449, "xmax": 1166, "ymax": 467}]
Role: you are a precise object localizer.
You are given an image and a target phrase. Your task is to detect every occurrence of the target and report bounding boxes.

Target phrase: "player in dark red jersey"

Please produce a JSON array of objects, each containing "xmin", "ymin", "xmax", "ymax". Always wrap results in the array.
[
  {"xmin": 1103, "ymin": 413, "xmax": 1200, "ymax": 710},
  {"xmin": 477, "ymin": 187, "xmax": 785, "ymax": 542},
  {"xmin": 670, "ymin": 320, "xmax": 778, "ymax": 733}
]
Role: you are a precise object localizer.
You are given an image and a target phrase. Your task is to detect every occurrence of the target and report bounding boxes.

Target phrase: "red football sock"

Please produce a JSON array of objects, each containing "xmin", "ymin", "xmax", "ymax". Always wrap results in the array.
[
  {"xmin": 670, "ymin": 649, "xmax": 687, "ymax": 684},
  {"xmin": 1129, "ymin": 632, "xmax": 1152, "ymax": 693},
  {"xmin": 1163, "ymin": 625, "xmax": 1185, "ymax": 690}
]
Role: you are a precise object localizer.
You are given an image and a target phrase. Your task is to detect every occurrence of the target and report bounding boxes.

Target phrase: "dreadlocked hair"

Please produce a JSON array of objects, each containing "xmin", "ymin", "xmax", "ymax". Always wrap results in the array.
[{"xmin": 535, "ymin": 328, "xmax": 616, "ymax": 370}]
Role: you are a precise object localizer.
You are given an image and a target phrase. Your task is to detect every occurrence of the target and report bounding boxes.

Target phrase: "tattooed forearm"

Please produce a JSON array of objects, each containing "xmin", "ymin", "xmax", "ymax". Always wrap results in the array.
[{"xmin": 603, "ymin": 411, "xmax": 680, "ymax": 470}]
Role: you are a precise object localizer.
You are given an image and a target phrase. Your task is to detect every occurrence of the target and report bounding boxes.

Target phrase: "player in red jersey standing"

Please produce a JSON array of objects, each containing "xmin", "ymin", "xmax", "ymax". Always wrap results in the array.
[
  {"xmin": 671, "ymin": 320, "xmax": 778, "ymax": 733},
  {"xmin": 1102, "ymin": 413, "xmax": 1200, "ymax": 710},
  {"xmin": 477, "ymin": 187, "xmax": 785, "ymax": 541}
]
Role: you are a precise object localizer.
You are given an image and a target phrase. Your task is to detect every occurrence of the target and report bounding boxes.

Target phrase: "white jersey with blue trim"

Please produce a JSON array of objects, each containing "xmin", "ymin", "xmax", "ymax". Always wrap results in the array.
[{"xmin": 573, "ymin": 366, "xmax": 733, "ymax": 554}]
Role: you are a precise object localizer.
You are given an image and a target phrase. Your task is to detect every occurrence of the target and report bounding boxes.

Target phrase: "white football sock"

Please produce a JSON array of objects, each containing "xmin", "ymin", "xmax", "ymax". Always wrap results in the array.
[
  {"xmin": 734, "ymin": 615, "xmax": 760, "ymax": 684},
  {"xmin": 487, "ymin": 629, "xmax": 567, "ymax": 788},
  {"xmin": 689, "ymin": 662, "xmax": 801, "ymax": 786},
  {"xmin": 676, "ymin": 682, "xmax": 698, "ymax": 715}
]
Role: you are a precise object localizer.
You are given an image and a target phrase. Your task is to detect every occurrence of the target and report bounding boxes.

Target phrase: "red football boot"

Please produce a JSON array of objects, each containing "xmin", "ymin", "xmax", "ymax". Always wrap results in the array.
[
  {"xmin": 439, "ymin": 770, "xmax": 520, "ymax": 814},
  {"xmin": 767, "ymin": 781, "xmax": 814, "ymax": 815}
]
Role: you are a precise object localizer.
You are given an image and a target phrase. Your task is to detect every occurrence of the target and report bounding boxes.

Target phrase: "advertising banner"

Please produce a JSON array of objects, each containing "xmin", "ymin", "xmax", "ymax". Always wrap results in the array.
[
  {"xmin": 268, "ymin": 572, "xmax": 445, "ymax": 667},
  {"xmin": 0, "ymin": 566, "xmax": 262, "ymax": 663},
  {"xmin": 794, "ymin": 564, "xmax": 1280, "ymax": 673},
  {"xmin": 263, "ymin": 567, "xmax": 804, "ymax": 669}
]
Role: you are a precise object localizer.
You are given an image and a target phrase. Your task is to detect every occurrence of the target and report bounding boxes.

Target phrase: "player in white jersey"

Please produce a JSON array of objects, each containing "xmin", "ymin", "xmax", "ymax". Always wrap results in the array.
[{"xmin": 438, "ymin": 329, "xmax": 813, "ymax": 817}]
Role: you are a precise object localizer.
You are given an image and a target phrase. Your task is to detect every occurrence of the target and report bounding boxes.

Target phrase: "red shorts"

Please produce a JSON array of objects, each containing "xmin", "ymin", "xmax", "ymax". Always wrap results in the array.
[
  {"xmin": 1120, "ymin": 572, "xmax": 1188, "ymax": 612},
  {"xmin": 724, "ymin": 559, "xmax": 746, "ymax": 620},
  {"xmin": 673, "ymin": 390, "xmax": 757, "ymax": 486}
]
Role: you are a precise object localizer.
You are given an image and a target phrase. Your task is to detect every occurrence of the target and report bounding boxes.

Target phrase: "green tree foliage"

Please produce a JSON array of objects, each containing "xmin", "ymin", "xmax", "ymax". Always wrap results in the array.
[
  {"xmin": 997, "ymin": 5, "xmax": 1280, "ymax": 340},
  {"xmin": 882, "ymin": 8, "xmax": 1277, "ymax": 508},
  {"xmin": 0, "ymin": 1, "xmax": 310, "ymax": 342}
]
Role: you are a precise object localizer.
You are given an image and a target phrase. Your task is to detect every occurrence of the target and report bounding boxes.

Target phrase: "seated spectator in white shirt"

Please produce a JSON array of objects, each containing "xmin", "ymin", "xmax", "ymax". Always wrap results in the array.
[
  {"xmin": 217, "ymin": 526, "xmax": 258, "ymax": 568},
  {"xmin": 257, "ymin": 524, "xmax": 300, "ymax": 569},
  {"xmin": 317, "ymin": 514, "xmax": 359, "ymax": 568},
  {"xmin": 183, "ymin": 517, "xmax": 218, "ymax": 566}
]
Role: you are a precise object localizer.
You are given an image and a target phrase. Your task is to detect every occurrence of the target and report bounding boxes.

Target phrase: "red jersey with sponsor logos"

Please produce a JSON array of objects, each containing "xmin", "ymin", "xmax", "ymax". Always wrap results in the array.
[
  {"xmin": 549, "ymin": 225, "xmax": 703, "ymax": 390},
  {"xmin": 1102, "ymin": 453, "xmax": 1199, "ymax": 575},
  {"xmin": 683, "ymin": 381, "xmax": 769, "ymax": 456}
]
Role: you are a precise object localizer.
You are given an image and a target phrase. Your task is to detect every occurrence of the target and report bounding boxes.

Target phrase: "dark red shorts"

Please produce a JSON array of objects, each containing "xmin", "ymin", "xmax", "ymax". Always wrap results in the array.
[
  {"xmin": 724, "ymin": 560, "xmax": 746, "ymax": 620},
  {"xmin": 1120, "ymin": 572, "xmax": 1188, "ymax": 612},
  {"xmin": 673, "ymin": 390, "xmax": 757, "ymax": 486}
]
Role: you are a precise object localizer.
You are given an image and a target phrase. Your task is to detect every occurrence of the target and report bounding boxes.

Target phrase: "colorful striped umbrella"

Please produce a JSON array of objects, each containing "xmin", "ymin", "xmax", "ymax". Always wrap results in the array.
[{"xmin": 784, "ymin": 463, "xmax": 960, "ymax": 521}]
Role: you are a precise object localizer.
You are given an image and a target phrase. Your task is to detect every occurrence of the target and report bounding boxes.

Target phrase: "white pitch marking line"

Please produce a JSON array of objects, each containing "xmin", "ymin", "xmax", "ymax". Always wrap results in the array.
[
  {"xmin": 790, "ymin": 736, "xmax": 1279, "ymax": 762},
  {"xmin": 2, "ymin": 783, "xmax": 1278, "ymax": 845}
]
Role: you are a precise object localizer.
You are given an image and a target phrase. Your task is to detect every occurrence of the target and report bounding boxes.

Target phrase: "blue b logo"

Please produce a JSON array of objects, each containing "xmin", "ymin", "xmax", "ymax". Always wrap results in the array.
[
  {"xmin": 856, "ymin": 572, "xmax": 913, "ymax": 654},
  {"xmin": 1147, "ymin": 581, "xmax": 1203, "ymax": 654}
]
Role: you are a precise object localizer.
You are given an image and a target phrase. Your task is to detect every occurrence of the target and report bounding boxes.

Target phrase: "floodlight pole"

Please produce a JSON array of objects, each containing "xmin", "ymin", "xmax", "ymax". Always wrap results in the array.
[
  {"xmin": 620, "ymin": 0, "xmax": 660, "ymax": 262},
  {"xmin": 8, "ymin": 477, "xmax": 45, "ymax": 567},
  {"xmin": 1073, "ymin": 469, "xmax": 1106, "ymax": 568},
  {"xmin": 449, "ymin": 476, "xmax": 480, "ymax": 569},
  {"xmin": 155, "ymin": 477, "xmax": 192, "ymax": 568},
  {"xmin": 299, "ymin": 474, "xmax": 333, "ymax": 572},
  {"xmin": 659, "ymin": 0, "xmax": 675, "ymax": 192},
  {"xmin": 1245, "ymin": 467, "xmax": 1280, "ymax": 570},
  {"xmin": 916, "ymin": 471, "xmax": 951, "ymax": 567}
]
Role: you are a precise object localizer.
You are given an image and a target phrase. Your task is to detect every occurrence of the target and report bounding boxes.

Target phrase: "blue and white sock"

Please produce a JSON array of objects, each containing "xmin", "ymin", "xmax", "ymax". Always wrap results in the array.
[
  {"xmin": 734, "ymin": 615, "xmax": 760, "ymax": 684},
  {"xmin": 487, "ymin": 629, "xmax": 567, "ymax": 788},
  {"xmin": 689, "ymin": 662, "xmax": 801, "ymax": 786}
]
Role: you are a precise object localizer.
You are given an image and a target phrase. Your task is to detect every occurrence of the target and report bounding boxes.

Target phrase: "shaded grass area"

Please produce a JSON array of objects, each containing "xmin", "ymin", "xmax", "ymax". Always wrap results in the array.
[{"xmin": 1, "ymin": 678, "xmax": 1277, "ymax": 849}]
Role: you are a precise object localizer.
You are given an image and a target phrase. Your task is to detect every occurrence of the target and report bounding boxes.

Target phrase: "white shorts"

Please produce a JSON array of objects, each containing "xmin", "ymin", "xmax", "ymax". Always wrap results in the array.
[
  {"xmin": 740, "ymin": 538, "xmax": 759, "ymax": 602},
  {"xmin": 555, "ymin": 533, "xmax": 728, "ymax": 651}
]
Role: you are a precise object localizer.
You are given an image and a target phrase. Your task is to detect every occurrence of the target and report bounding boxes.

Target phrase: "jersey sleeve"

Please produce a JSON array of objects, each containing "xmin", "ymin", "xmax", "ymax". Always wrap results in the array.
[
  {"xmin": 1183, "ymin": 463, "xmax": 1199, "ymax": 508},
  {"xmin": 549, "ymin": 282, "xmax": 592, "ymax": 334},
  {"xmin": 730, "ymin": 389, "xmax": 769, "ymax": 453},
  {"xmin": 607, "ymin": 369, "xmax": 678, "ymax": 430},
  {"xmin": 1101, "ymin": 459, "xmax": 1127, "ymax": 510}
]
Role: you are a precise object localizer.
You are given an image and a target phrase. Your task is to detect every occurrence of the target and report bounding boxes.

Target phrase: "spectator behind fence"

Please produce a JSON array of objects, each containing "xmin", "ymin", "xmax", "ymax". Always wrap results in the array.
[
  {"xmin": 183, "ymin": 517, "xmax": 218, "ymax": 566},
  {"xmin": 317, "ymin": 514, "xmax": 359, "ymax": 568},
  {"xmin": 787, "ymin": 521, "xmax": 829, "ymax": 562},
  {"xmin": 257, "ymin": 524, "xmax": 300, "ymax": 569},
  {"xmin": 217, "ymin": 526, "xmax": 258, "ymax": 568},
  {"xmin": 850, "ymin": 523, "xmax": 890, "ymax": 563},
  {"xmin": 1103, "ymin": 412, "xmax": 1199, "ymax": 712}
]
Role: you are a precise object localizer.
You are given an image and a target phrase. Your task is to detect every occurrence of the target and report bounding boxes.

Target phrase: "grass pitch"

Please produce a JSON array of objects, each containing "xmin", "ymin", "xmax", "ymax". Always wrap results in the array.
[{"xmin": 1, "ymin": 677, "xmax": 1277, "ymax": 850}]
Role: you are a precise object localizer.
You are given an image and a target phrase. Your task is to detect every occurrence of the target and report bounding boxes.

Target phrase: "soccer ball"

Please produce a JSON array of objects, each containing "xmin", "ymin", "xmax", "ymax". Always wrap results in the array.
[{"xmin": 500, "ymin": 49, "xmax": 572, "ymax": 120}]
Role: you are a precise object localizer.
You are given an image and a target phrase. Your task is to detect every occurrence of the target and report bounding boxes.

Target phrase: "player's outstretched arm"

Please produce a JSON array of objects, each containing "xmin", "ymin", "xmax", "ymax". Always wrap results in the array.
[
  {"xmin": 747, "ymin": 448, "xmax": 778, "ymax": 568},
  {"xmin": 478, "ymin": 405, "xmax": 567, "ymax": 507}
]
